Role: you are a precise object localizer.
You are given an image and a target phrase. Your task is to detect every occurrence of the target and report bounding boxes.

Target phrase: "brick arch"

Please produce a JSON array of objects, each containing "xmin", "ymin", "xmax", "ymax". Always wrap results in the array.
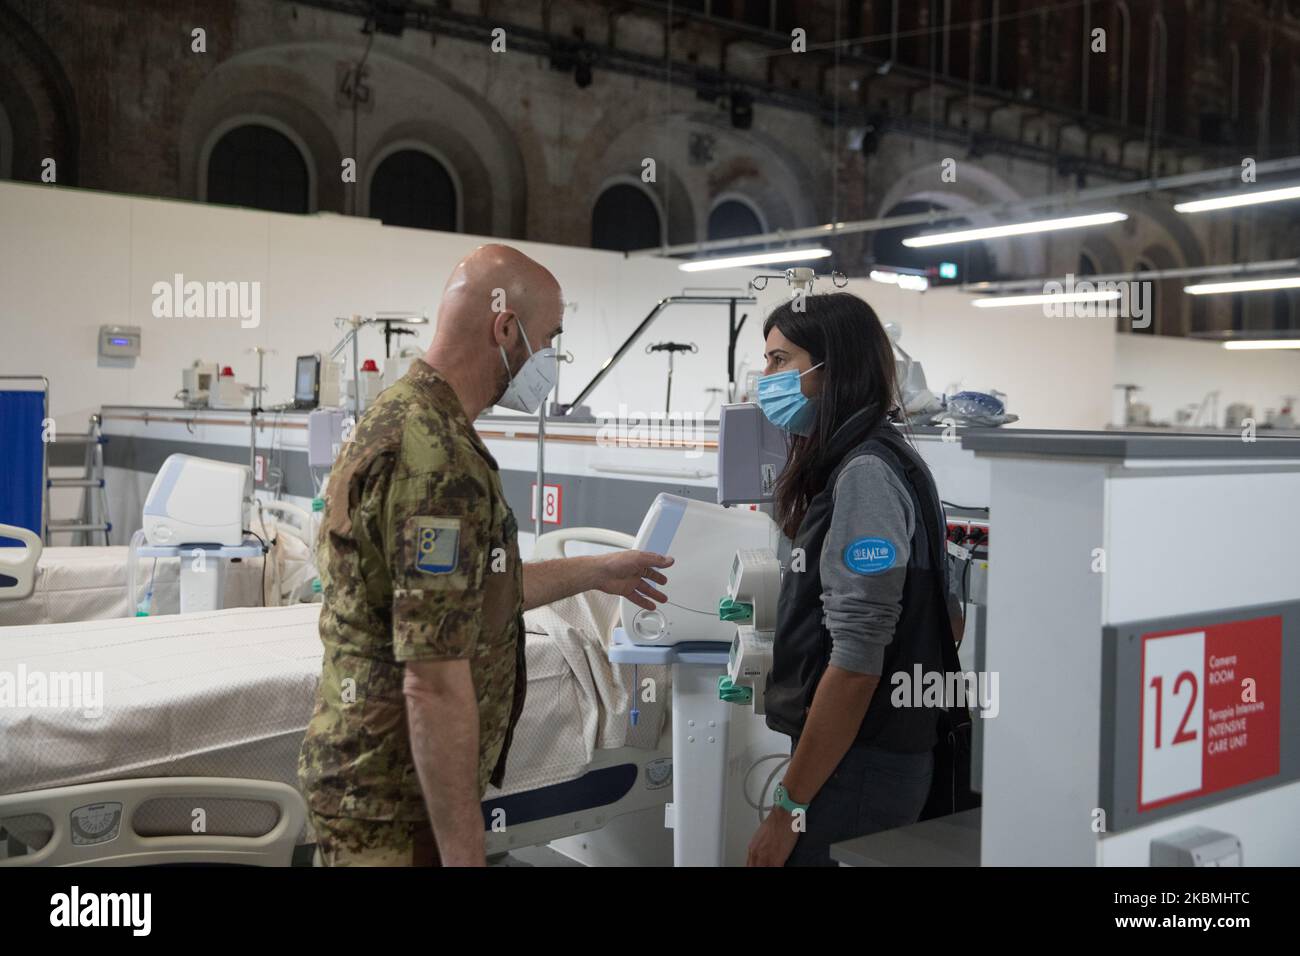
[
  {"xmin": 353, "ymin": 46, "xmax": 527, "ymax": 237},
  {"xmin": 564, "ymin": 114, "xmax": 696, "ymax": 248},
  {"xmin": 177, "ymin": 43, "xmax": 527, "ymax": 233},
  {"xmin": 0, "ymin": 3, "xmax": 79, "ymax": 184},
  {"xmin": 361, "ymin": 126, "xmax": 484, "ymax": 234},
  {"xmin": 874, "ymin": 161, "xmax": 1044, "ymax": 277},
  {"xmin": 692, "ymin": 115, "xmax": 821, "ymax": 241},
  {"xmin": 1132, "ymin": 242, "xmax": 1185, "ymax": 336},
  {"xmin": 1078, "ymin": 234, "xmax": 1126, "ymax": 275},
  {"xmin": 198, "ymin": 115, "xmax": 319, "ymax": 213},
  {"xmin": 562, "ymin": 108, "xmax": 820, "ymax": 251},
  {"xmin": 1125, "ymin": 198, "xmax": 1208, "ymax": 335},
  {"xmin": 178, "ymin": 59, "xmax": 342, "ymax": 212}
]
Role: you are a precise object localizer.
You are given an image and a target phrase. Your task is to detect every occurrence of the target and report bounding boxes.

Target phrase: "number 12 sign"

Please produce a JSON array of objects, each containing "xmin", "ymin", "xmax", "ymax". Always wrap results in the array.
[{"xmin": 1139, "ymin": 616, "xmax": 1282, "ymax": 812}]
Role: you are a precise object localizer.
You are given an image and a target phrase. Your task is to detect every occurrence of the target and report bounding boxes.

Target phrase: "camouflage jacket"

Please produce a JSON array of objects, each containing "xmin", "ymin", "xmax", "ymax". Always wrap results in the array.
[{"xmin": 298, "ymin": 359, "xmax": 526, "ymax": 822}]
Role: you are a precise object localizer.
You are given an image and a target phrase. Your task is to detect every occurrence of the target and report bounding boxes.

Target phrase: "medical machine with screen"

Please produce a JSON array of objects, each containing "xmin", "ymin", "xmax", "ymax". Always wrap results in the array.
[
  {"xmin": 619, "ymin": 493, "xmax": 781, "ymax": 645},
  {"xmin": 143, "ymin": 454, "xmax": 251, "ymax": 548},
  {"xmin": 294, "ymin": 355, "xmax": 321, "ymax": 409}
]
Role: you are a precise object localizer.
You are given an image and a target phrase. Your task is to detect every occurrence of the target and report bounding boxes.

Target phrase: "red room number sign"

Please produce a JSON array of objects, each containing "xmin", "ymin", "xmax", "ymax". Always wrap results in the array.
[
  {"xmin": 530, "ymin": 483, "xmax": 562, "ymax": 525},
  {"xmin": 1139, "ymin": 615, "xmax": 1282, "ymax": 811}
]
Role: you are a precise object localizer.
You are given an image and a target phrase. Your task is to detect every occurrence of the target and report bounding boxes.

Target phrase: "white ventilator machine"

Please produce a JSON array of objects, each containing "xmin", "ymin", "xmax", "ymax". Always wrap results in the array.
[
  {"xmin": 610, "ymin": 437, "xmax": 788, "ymax": 864},
  {"xmin": 618, "ymin": 494, "xmax": 781, "ymax": 645},
  {"xmin": 140, "ymin": 454, "xmax": 262, "ymax": 612}
]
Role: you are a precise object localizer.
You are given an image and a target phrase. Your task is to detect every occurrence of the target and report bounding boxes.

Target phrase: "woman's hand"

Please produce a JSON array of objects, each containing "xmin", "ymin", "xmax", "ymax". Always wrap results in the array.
[
  {"xmin": 746, "ymin": 808, "xmax": 801, "ymax": 867},
  {"xmin": 589, "ymin": 550, "xmax": 673, "ymax": 610}
]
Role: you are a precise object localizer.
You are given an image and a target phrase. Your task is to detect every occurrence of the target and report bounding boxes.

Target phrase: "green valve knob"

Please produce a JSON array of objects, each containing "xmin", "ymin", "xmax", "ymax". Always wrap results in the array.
[
  {"xmin": 718, "ymin": 597, "xmax": 753, "ymax": 622},
  {"xmin": 311, "ymin": 578, "xmax": 322, "ymax": 593},
  {"xmin": 311, "ymin": 497, "xmax": 325, "ymax": 512},
  {"xmin": 718, "ymin": 675, "xmax": 753, "ymax": 704}
]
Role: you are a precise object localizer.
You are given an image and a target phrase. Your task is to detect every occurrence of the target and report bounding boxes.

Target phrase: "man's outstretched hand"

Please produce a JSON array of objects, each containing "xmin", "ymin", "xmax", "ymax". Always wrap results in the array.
[{"xmin": 590, "ymin": 550, "xmax": 674, "ymax": 610}]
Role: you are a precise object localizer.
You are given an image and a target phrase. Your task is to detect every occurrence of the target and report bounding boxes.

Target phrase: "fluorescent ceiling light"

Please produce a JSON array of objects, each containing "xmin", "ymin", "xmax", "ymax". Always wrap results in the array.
[
  {"xmin": 1184, "ymin": 276, "xmax": 1300, "ymax": 295},
  {"xmin": 678, "ymin": 247, "xmax": 832, "ymax": 272},
  {"xmin": 869, "ymin": 269, "xmax": 929, "ymax": 291},
  {"xmin": 1175, "ymin": 184, "xmax": 1300, "ymax": 214},
  {"xmin": 902, "ymin": 212, "xmax": 1127, "ymax": 248},
  {"xmin": 971, "ymin": 290, "xmax": 1123, "ymax": 308},
  {"xmin": 1222, "ymin": 339, "xmax": 1300, "ymax": 350}
]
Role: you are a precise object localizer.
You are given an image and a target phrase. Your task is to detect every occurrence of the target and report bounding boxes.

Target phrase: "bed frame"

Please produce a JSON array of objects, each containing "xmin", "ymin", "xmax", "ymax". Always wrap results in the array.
[
  {"xmin": 0, "ymin": 741, "xmax": 671, "ymax": 867},
  {"xmin": 1, "ymin": 526, "xmax": 671, "ymax": 867}
]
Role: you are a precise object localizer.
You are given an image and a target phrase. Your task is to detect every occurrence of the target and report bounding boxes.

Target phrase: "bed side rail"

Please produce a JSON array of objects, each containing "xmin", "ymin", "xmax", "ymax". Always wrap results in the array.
[{"xmin": 0, "ymin": 777, "xmax": 306, "ymax": 867}]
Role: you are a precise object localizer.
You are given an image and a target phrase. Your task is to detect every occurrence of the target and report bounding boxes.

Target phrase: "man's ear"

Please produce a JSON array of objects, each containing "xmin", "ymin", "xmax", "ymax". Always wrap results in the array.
[{"xmin": 490, "ymin": 310, "xmax": 517, "ymax": 347}]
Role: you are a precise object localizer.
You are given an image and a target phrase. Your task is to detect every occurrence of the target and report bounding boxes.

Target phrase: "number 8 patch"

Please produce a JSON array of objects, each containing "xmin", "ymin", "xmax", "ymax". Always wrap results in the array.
[{"xmin": 413, "ymin": 517, "xmax": 460, "ymax": 575}]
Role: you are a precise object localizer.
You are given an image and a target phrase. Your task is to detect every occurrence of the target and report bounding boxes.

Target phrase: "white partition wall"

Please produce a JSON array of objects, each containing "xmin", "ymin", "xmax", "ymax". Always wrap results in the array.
[
  {"xmin": 968, "ymin": 432, "xmax": 1300, "ymax": 866},
  {"xmin": 7, "ymin": 180, "xmax": 1124, "ymax": 438}
]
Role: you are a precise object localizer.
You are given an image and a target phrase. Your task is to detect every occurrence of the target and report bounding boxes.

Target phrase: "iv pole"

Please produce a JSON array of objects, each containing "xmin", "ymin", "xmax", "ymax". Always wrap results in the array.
[
  {"xmin": 246, "ymin": 346, "xmax": 274, "ymax": 480},
  {"xmin": 330, "ymin": 313, "xmax": 430, "ymax": 423}
]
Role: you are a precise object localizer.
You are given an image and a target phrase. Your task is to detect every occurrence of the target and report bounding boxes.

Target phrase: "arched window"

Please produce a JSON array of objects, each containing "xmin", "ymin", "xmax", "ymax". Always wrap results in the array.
[
  {"xmin": 1078, "ymin": 251, "xmax": 1099, "ymax": 276},
  {"xmin": 707, "ymin": 199, "xmax": 764, "ymax": 243},
  {"xmin": 206, "ymin": 124, "xmax": 309, "ymax": 214},
  {"xmin": 591, "ymin": 183, "xmax": 662, "ymax": 252},
  {"xmin": 369, "ymin": 149, "xmax": 458, "ymax": 231}
]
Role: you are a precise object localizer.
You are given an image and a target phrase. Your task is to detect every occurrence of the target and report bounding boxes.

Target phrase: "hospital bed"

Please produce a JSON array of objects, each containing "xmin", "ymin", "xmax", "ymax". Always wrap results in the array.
[
  {"xmin": 0, "ymin": 530, "xmax": 672, "ymax": 867},
  {"xmin": 0, "ymin": 513, "xmax": 316, "ymax": 627}
]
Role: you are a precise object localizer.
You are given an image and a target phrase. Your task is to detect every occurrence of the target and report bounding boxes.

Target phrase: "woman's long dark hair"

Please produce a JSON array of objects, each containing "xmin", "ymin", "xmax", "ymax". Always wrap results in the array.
[{"xmin": 763, "ymin": 292, "xmax": 900, "ymax": 539}]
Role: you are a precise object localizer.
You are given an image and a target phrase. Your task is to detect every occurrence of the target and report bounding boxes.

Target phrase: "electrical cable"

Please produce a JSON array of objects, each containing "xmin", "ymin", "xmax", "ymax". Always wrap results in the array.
[
  {"xmin": 743, "ymin": 753, "xmax": 792, "ymax": 823},
  {"xmin": 958, "ymin": 552, "xmax": 972, "ymax": 652},
  {"xmin": 141, "ymin": 557, "xmax": 159, "ymax": 616},
  {"xmin": 245, "ymin": 525, "xmax": 269, "ymax": 607}
]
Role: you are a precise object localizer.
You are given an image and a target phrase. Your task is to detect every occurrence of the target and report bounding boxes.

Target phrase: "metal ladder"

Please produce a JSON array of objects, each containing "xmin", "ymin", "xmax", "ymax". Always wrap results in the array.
[{"xmin": 46, "ymin": 414, "xmax": 111, "ymax": 546}]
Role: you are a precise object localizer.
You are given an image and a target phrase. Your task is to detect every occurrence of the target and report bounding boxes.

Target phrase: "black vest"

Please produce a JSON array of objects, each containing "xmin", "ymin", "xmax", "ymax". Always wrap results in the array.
[{"xmin": 764, "ymin": 420, "xmax": 951, "ymax": 752}]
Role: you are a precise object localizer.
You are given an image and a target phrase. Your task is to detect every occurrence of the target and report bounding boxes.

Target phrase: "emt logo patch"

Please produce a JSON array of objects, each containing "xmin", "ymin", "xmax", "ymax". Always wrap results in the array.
[
  {"xmin": 414, "ymin": 518, "xmax": 460, "ymax": 575},
  {"xmin": 844, "ymin": 537, "xmax": 896, "ymax": 575}
]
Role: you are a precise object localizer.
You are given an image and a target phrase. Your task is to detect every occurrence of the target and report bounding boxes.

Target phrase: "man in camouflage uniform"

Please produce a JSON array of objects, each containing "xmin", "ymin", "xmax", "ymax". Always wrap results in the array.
[{"xmin": 299, "ymin": 244, "xmax": 673, "ymax": 866}]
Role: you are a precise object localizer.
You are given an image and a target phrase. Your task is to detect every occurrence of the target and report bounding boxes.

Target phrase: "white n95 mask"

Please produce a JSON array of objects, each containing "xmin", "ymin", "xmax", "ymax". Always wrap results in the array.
[{"xmin": 497, "ymin": 316, "xmax": 557, "ymax": 413}]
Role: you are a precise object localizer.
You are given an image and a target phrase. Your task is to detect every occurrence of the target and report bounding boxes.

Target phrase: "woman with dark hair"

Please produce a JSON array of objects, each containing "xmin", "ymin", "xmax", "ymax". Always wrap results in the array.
[{"xmin": 745, "ymin": 292, "xmax": 958, "ymax": 867}]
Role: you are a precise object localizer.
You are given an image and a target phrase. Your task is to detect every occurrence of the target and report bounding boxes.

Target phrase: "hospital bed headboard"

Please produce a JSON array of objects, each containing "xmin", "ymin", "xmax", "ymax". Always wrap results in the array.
[{"xmin": 0, "ymin": 523, "xmax": 41, "ymax": 600}]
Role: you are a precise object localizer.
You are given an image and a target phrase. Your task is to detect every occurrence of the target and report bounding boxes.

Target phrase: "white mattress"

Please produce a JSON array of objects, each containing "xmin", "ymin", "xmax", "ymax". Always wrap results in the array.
[
  {"xmin": 1, "ymin": 604, "xmax": 323, "ymax": 796},
  {"xmin": 0, "ymin": 598, "xmax": 665, "ymax": 803},
  {"xmin": 0, "ymin": 546, "xmax": 272, "ymax": 626}
]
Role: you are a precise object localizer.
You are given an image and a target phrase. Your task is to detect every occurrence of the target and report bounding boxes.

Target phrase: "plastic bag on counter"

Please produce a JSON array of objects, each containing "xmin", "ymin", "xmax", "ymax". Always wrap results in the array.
[{"xmin": 932, "ymin": 389, "xmax": 1020, "ymax": 427}]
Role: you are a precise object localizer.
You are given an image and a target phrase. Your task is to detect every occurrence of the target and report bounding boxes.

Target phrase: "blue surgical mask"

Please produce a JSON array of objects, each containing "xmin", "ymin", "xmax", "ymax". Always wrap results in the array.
[{"xmin": 756, "ymin": 361, "xmax": 824, "ymax": 435}]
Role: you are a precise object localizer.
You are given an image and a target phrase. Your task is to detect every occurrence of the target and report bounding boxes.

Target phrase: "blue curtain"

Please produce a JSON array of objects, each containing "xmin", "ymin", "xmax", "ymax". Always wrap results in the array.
[{"xmin": 0, "ymin": 390, "xmax": 46, "ymax": 546}]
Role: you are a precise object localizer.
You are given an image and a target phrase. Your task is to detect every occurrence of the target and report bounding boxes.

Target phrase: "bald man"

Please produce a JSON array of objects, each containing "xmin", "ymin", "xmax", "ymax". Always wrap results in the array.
[{"xmin": 298, "ymin": 244, "xmax": 673, "ymax": 866}]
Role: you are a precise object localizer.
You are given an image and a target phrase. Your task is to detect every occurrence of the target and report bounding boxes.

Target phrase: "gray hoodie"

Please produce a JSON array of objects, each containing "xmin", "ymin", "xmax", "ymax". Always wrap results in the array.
[{"xmin": 817, "ymin": 453, "xmax": 952, "ymax": 676}]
